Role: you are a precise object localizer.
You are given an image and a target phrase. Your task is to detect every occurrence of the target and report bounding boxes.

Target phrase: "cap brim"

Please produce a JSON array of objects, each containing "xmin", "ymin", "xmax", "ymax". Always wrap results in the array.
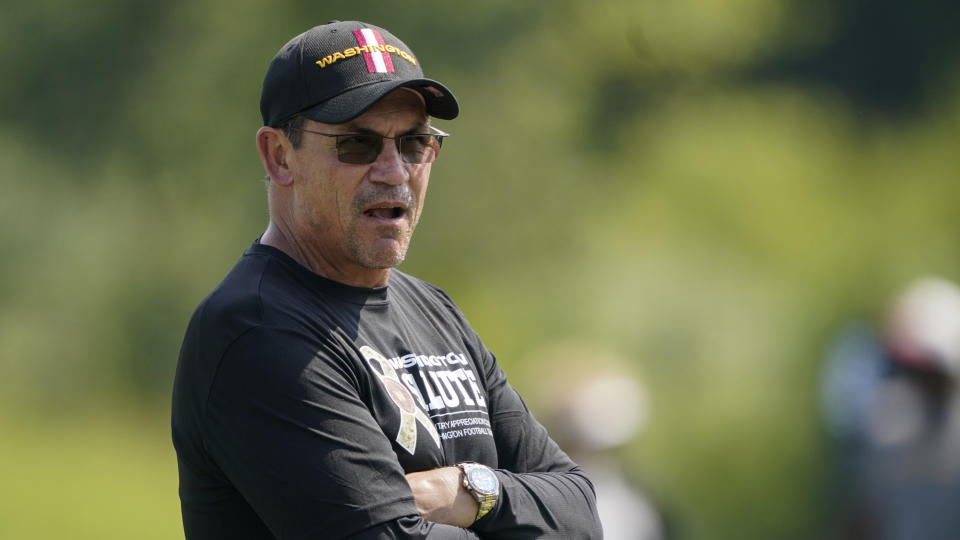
[{"xmin": 300, "ymin": 78, "xmax": 459, "ymax": 124}]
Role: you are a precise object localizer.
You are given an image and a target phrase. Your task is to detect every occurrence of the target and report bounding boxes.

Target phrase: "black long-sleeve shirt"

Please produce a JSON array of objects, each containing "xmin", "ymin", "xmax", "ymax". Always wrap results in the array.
[{"xmin": 172, "ymin": 242, "xmax": 602, "ymax": 539}]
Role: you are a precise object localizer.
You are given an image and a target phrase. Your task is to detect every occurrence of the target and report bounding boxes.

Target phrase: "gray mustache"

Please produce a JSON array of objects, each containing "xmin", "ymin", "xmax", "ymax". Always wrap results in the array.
[{"xmin": 353, "ymin": 186, "xmax": 416, "ymax": 211}]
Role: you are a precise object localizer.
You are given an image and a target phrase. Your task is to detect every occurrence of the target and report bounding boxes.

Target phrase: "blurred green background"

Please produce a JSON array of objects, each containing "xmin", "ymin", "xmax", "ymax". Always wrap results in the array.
[{"xmin": 2, "ymin": 0, "xmax": 958, "ymax": 538}]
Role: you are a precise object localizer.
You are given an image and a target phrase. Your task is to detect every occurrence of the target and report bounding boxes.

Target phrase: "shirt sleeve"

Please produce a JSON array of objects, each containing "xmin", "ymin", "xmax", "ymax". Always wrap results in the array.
[
  {"xmin": 471, "ymin": 349, "xmax": 604, "ymax": 539},
  {"xmin": 202, "ymin": 326, "xmax": 482, "ymax": 540}
]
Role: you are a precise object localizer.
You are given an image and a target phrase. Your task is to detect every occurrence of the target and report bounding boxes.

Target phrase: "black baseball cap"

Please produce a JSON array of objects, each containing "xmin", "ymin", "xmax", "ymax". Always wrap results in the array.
[{"xmin": 260, "ymin": 20, "xmax": 459, "ymax": 126}]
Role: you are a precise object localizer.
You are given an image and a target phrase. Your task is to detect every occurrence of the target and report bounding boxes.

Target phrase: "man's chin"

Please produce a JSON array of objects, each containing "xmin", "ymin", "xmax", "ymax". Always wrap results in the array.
[{"xmin": 355, "ymin": 242, "xmax": 408, "ymax": 270}]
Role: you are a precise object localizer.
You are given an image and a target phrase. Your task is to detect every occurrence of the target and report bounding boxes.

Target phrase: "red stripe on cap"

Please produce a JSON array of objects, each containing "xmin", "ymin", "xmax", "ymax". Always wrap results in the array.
[{"xmin": 352, "ymin": 29, "xmax": 378, "ymax": 73}]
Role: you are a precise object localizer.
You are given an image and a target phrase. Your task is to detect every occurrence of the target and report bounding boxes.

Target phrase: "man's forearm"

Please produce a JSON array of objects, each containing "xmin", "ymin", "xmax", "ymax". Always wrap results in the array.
[
  {"xmin": 405, "ymin": 466, "xmax": 602, "ymax": 539},
  {"xmin": 475, "ymin": 467, "xmax": 602, "ymax": 539},
  {"xmin": 405, "ymin": 467, "xmax": 479, "ymax": 528}
]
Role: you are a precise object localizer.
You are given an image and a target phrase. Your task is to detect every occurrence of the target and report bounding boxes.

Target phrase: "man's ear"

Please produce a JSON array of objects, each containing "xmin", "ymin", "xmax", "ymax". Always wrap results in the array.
[{"xmin": 256, "ymin": 127, "xmax": 296, "ymax": 186}]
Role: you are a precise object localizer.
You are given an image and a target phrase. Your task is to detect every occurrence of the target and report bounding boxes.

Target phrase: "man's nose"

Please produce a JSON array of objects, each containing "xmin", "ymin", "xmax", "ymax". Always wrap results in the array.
[{"xmin": 368, "ymin": 138, "xmax": 409, "ymax": 185}]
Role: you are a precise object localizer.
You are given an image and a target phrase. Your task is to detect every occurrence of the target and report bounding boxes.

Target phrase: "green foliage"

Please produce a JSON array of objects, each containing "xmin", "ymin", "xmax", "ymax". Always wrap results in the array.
[{"xmin": 2, "ymin": 1, "xmax": 958, "ymax": 538}]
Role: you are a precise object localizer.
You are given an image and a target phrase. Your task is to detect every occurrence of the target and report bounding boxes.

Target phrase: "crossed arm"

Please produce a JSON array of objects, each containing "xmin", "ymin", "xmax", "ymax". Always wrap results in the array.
[{"xmin": 198, "ymin": 329, "xmax": 601, "ymax": 539}]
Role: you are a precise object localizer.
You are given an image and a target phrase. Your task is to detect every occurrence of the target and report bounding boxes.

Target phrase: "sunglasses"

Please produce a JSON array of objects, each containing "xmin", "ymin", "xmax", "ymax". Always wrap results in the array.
[{"xmin": 292, "ymin": 125, "xmax": 449, "ymax": 165}]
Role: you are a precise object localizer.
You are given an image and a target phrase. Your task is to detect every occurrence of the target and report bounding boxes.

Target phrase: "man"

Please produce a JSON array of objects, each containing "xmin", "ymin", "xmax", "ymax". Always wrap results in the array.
[{"xmin": 172, "ymin": 20, "xmax": 602, "ymax": 539}]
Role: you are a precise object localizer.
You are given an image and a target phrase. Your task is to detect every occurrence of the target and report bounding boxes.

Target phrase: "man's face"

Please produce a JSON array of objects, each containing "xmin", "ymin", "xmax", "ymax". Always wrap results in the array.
[{"xmin": 288, "ymin": 90, "xmax": 432, "ymax": 283}]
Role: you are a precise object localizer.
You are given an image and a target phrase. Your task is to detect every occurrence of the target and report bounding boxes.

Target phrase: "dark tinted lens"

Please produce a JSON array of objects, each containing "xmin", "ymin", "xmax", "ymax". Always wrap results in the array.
[
  {"xmin": 399, "ymin": 134, "xmax": 439, "ymax": 164},
  {"xmin": 336, "ymin": 135, "xmax": 382, "ymax": 164}
]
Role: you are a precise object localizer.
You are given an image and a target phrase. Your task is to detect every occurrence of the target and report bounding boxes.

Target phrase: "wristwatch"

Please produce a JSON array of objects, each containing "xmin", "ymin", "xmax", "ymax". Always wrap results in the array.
[{"xmin": 456, "ymin": 462, "xmax": 500, "ymax": 523}]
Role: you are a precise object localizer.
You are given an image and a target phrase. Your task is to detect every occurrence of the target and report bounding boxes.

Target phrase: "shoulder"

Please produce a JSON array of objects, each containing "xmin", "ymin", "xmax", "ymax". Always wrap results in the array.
[
  {"xmin": 186, "ymin": 251, "xmax": 276, "ymax": 342},
  {"xmin": 177, "ymin": 247, "xmax": 327, "ymax": 392},
  {"xmin": 190, "ymin": 245, "xmax": 349, "ymax": 342},
  {"xmin": 388, "ymin": 271, "xmax": 482, "ymax": 336},
  {"xmin": 175, "ymin": 251, "xmax": 278, "ymax": 409},
  {"xmin": 387, "ymin": 270, "xmax": 490, "ymax": 357},
  {"xmin": 389, "ymin": 270, "xmax": 459, "ymax": 310}
]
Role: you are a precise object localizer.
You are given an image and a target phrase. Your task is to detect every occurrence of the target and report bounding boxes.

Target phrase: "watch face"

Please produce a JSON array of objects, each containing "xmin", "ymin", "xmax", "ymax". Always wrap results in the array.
[{"xmin": 467, "ymin": 466, "xmax": 499, "ymax": 496}]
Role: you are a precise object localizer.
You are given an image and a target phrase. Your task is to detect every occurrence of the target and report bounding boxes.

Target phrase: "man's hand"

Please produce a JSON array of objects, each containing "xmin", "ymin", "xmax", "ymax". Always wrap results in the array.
[{"xmin": 404, "ymin": 466, "xmax": 479, "ymax": 528}]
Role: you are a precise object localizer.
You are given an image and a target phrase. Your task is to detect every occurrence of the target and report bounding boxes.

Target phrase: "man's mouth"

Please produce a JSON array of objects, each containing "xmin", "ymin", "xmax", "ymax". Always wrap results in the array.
[{"xmin": 363, "ymin": 204, "xmax": 407, "ymax": 220}]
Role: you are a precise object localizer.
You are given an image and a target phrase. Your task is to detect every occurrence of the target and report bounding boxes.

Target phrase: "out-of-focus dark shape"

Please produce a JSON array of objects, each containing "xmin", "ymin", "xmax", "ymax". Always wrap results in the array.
[
  {"xmin": 820, "ymin": 276, "xmax": 960, "ymax": 539},
  {"xmin": 752, "ymin": 0, "xmax": 960, "ymax": 118}
]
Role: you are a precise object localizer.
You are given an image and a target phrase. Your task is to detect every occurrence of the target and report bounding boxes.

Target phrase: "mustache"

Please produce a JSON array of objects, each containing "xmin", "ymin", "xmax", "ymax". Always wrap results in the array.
[{"xmin": 352, "ymin": 185, "xmax": 416, "ymax": 211}]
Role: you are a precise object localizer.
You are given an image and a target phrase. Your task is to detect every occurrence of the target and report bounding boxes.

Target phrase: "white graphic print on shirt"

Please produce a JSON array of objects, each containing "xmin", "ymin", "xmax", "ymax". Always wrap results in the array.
[{"xmin": 360, "ymin": 345, "xmax": 493, "ymax": 455}]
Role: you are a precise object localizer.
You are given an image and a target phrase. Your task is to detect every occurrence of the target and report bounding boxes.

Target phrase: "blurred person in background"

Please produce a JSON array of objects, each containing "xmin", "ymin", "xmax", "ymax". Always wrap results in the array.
[
  {"xmin": 530, "ymin": 342, "xmax": 670, "ymax": 540},
  {"xmin": 171, "ymin": 20, "xmax": 601, "ymax": 540},
  {"xmin": 820, "ymin": 276, "xmax": 960, "ymax": 540}
]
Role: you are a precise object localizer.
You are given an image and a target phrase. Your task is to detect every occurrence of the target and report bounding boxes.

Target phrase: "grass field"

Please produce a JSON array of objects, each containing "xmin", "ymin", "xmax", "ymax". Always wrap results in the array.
[{"xmin": 0, "ymin": 409, "xmax": 182, "ymax": 539}]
